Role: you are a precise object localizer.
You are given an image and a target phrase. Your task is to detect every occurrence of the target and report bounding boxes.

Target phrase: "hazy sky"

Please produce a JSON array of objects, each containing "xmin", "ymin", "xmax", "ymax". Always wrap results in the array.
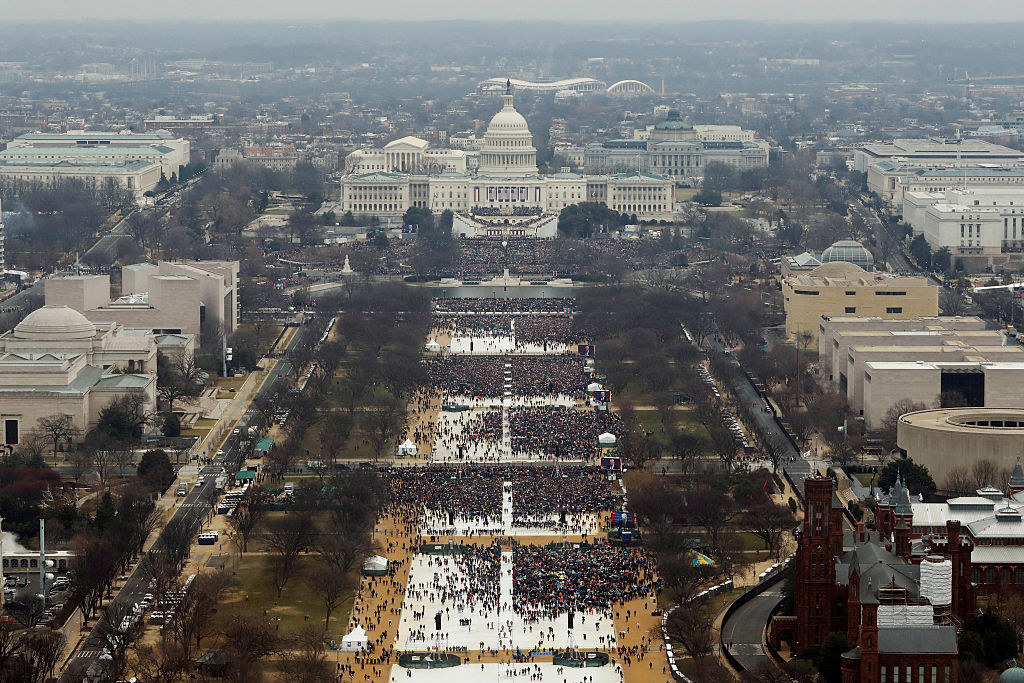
[{"xmin": 10, "ymin": 0, "xmax": 1024, "ymax": 22}]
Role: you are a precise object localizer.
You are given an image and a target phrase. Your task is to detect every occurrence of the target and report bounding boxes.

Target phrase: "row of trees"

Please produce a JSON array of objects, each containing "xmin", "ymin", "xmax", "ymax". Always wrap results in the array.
[
  {"xmin": 0, "ymin": 177, "xmax": 135, "ymax": 271},
  {"xmin": 628, "ymin": 468, "xmax": 795, "ymax": 672}
]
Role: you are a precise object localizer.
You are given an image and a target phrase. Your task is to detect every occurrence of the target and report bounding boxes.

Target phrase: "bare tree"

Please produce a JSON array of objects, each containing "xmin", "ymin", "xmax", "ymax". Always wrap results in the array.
[
  {"xmin": 13, "ymin": 594, "xmax": 48, "ymax": 629},
  {"xmin": 971, "ymin": 458, "xmax": 1001, "ymax": 490},
  {"xmin": 68, "ymin": 449, "xmax": 94, "ymax": 488},
  {"xmin": 685, "ymin": 486, "xmax": 738, "ymax": 556},
  {"xmin": 761, "ymin": 434, "xmax": 788, "ymax": 474},
  {"xmin": 318, "ymin": 412, "xmax": 353, "ymax": 477},
  {"xmin": 14, "ymin": 433, "xmax": 48, "ymax": 463},
  {"xmin": 130, "ymin": 637, "xmax": 190, "ymax": 683},
  {"xmin": 91, "ymin": 445, "xmax": 114, "ymax": 490},
  {"xmin": 879, "ymin": 399, "xmax": 928, "ymax": 452},
  {"xmin": 365, "ymin": 394, "xmax": 405, "ymax": 462},
  {"xmin": 21, "ymin": 629, "xmax": 65, "ymax": 681},
  {"xmin": 944, "ymin": 466, "xmax": 974, "ymax": 496},
  {"xmin": 280, "ymin": 624, "xmax": 334, "ymax": 683},
  {"xmin": 226, "ymin": 488, "xmax": 266, "ymax": 554},
  {"xmin": 307, "ymin": 561, "xmax": 353, "ymax": 631},
  {"xmin": 665, "ymin": 601, "xmax": 716, "ymax": 660},
  {"xmin": 96, "ymin": 601, "xmax": 146, "ymax": 679},
  {"xmin": 36, "ymin": 413, "xmax": 81, "ymax": 459},
  {"xmin": 157, "ymin": 351, "xmax": 206, "ymax": 412},
  {"xmin": 113, "ymin": 444, "xmax": 135, "ymax": 478},
  {"xmin": 0, "ymin": 623, "xmax": 22, "ymax": 673},
  {"xmin": 743, "ymin": 502, "xmax": 794, "ymax": 562},
  {"xmin": 940, "ymin": 288, "xmax": 967, "ymax": 316},
  {"xmin": 221, "ymin": 609, "xmax": 279, "ymax": 681},
  {"xmin": 169, "ymin": 570, "xmax": 230, "ymax": 656},
  {"xmin": 264, "ymin": 512, "xmax": 315, "ymax": 597},
  {"xmin": 667, "ymin": 427, "xmax": 703, "ymax": 475}
]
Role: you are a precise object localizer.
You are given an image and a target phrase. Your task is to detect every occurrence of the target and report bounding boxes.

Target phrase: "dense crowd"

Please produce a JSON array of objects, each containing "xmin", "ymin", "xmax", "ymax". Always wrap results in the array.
[
  {"xmin": 340, "ymin": 238, "xmax": 651, "ymax": 277},
  {"xmin": 514, "ymin": 317, "xmax": 579, "ymax": 345},
  {"xmin": 471, "ymin": 206, "xmax": 543, "ymax": 217},
  {"xmin": 511, "ymin": 467, "xmax": 617, "ymax": 521},
  {"xmin": 384, "ymin": 465, "xmax": 617, "ymax": 520},
  {"xmin": 387, "ymin": 467, "xmax": 503, "ymax": 521},
  {"xmin": 513, "ymin": 543, "xmax": 657, "ymax": 619},
  {"xmin": 433, "ymin": 298, "xmax": 575, "ymax": 314},
  {"xmin": 424, "ymin": 355, "xmax": 586, "ymax": 397},
  {"xmin": 508, "ymin": 407, "xmax": 623, "ymax": 461}
]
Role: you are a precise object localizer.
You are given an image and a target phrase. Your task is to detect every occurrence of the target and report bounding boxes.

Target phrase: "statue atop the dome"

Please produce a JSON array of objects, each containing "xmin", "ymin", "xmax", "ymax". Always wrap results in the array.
[{"xmin": 505, "ymin": 79, "xmax": 511, "ymax": 95}]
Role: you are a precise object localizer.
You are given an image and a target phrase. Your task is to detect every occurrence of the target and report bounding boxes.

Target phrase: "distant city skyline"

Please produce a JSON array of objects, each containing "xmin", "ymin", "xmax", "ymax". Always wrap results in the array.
[{"xmin": 16, "ymin": 0, "xmax": 1024, "ymax": 22}]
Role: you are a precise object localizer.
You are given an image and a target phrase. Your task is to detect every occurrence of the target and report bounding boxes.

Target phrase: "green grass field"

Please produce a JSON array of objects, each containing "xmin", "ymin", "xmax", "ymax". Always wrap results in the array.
[
  {"xmin": 221, "ymin": 553, "xmax": 357, "ymax": 639},
  {"xmin": 634, "ymin": 408, "xmax": 713, "ymax": 454}
]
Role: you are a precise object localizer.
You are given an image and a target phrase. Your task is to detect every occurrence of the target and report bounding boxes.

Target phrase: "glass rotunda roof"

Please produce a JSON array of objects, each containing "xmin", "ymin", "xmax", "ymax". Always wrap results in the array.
[{"xmin": 820, "ymin": 240, "xmax": 874, "ymax": 272}]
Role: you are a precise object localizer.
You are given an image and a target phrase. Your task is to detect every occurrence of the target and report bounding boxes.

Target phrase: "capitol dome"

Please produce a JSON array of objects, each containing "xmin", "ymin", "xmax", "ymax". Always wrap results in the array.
[
  {"xmin": 477, "ymin": 80, "xmax": 538, "ymax": 178},
  {"xmin": 14, "ymin": 305, "xmax": 96, "ymax": 340},
  {"xmin": 820, "ymin": 240, "xmax": 875, "ymax": 272},
  {"xmin": 486, "ymin": 106, "xmax": 530, "ymax": 133}
]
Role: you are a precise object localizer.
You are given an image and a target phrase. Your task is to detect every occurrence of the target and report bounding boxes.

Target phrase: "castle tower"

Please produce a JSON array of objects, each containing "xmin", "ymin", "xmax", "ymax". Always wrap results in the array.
[
  {"xmin": 1010, "ymin": 457, "xmax": 1024, "ymax": 496},
  {"xmin": 858, "ymin": 602, "xmax": 879, "ymax": 683},
  {"xmin": 946, "ymin": 519, "xmax": 976, "ymax": 625},
  {"xmin": 795, "ymin": 477, "xmax": 843, "ymax": 651},
  {"xmin": 894, "ymin": 518, "xmax": 912, "ymax": 561}
]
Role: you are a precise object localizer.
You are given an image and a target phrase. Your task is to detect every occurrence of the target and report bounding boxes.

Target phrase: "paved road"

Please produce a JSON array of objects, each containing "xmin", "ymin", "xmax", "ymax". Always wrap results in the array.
[
  {"xmin": 59, "ymin": 324, "xmax": 304, "ymax": 678},
  {"xmin": 702, "ymin": 334, "xmax": 812, "ymax": 492},
  {"xmin": 721, "ymin": 587, "xmax": 784, "ymax": 672}
]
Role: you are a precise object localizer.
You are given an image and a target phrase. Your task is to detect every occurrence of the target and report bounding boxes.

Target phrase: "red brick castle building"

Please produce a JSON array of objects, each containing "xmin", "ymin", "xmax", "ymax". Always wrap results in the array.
[{"xmin": 772, "ymin": 475, "xmax": 974, "ymax": 683}]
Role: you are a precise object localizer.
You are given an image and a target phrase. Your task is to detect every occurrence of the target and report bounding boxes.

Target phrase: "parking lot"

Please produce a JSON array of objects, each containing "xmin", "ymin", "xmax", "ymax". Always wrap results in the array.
[{"xmin": 3, "ymin": 572, "xmax": 72, "ymax": 624}]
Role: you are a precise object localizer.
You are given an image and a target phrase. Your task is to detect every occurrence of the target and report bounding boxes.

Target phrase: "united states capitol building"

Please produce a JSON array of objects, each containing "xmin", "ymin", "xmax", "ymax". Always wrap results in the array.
[{"xmin": 338, "ymin": 83, "xmax": 674, "ymax": 236}]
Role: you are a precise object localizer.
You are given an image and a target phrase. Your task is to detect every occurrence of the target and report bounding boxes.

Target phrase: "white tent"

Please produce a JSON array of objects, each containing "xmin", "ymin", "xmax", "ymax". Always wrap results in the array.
[
  {"xmin": 362, "ymin": 555, "xmax": 389, "ymax": 575},
  {"xmin": 397, "ymin": 439, "xmax": 418, "ymax": 456},
  {"xmin": 598, "ymin": 432, "xmax": 617, "ymax": 445},
  {"xmin": 587, "ymin": 382, "xmax": 604, "ymax": 392},
  {"xmin": 341, "ymin": 625, "xmax": 368, "ymax": 651},
  {"xmin": 425, "ymin": 339, "xmax": 441, "ymax": 352}
]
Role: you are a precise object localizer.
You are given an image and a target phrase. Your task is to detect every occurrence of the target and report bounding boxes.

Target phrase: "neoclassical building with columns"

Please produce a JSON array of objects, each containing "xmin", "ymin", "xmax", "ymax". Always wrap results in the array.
[{"xmin": 338, "ymin": 83, "xmax": 675, "ymax": 231}]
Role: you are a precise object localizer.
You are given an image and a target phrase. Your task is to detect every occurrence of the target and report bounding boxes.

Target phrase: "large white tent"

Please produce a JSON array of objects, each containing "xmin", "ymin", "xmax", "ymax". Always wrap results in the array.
[
  {"xmin": 398, "ymin": 439, "xmax": 418, "ymax": 456},
  {"xmin": 341, "ymin": 624, "xmax": 368, "ymax": 651},
  {"xmin": 587, "ymin": 382, "xmax": 604, "ymax": 392},
  {"xmin": 425, "ymin": 339, "xmax": 441, "ymax": 353},
  {"xmin": 362, "ymin": 555, "xmax": 389, "ymax": 575},
  {"xmin": 598, "ymin": 432, "xmax": 617, "ymax": 445}
]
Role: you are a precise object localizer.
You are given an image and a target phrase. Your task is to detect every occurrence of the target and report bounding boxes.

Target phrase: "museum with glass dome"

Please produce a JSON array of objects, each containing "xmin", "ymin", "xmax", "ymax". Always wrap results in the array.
[{"xmin": 820, "ymin": 239, "xmax": 875, "ymax": 271}]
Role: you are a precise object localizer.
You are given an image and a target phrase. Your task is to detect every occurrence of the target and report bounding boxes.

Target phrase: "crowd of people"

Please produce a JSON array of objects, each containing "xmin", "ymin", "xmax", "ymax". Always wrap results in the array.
[
  {"xmin": 384, "ymin": 465, "xmax": 618, "ymax": 521},
  {"xmin": 387, "ymin": 467, "xmax": 503, "ymax": 522},
  {"xmin": 433, "ymin": 298, "xmax": 575, "ymax": 314},
  {"xmin": 513, "ymin": 543, "xmax": 658, "ymax": 620},
  {"xmin": 508, "ymin": 407, "xmax": 623, "ymax": 461},
  {"xmin": 432, "ymin": 314, "xmax": 582, "ymax": 348},
  {"xmin": 424, "ymin": 356, "xmax": 586, "ymax": 398},
  {"xmin": 339, "ymin": 238, "xmax": 651, "ymax": 277},
  {"xmin": 402, "ymin": 543, "xmax": 502, "ymax": 645},
  {"xmin": 511, "ymin": 466, "xmax": 617, "ymax": 521},
  {"xmin": 470, "ymin": 205, "xmax": 543, "ymax": 217}
]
